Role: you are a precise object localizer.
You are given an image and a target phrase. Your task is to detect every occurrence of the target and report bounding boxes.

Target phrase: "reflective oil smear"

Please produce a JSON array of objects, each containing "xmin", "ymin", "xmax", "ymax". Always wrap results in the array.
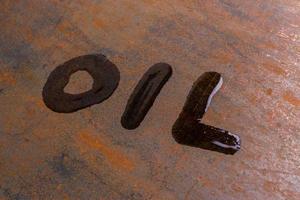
[
  {"xmin": 172, "ymin": 72, "xmax": 241, "ymax": 155},
  {"xmin": 42, "ymin": 54, "xmax": 120, "ymax": 113},
  {"xmin": 121, "ymin": 63, "xmax": 173, "ymax": 130},
  {"xmin": 43, "ymin": 55, "xmax": 241, "ymax": 155}
]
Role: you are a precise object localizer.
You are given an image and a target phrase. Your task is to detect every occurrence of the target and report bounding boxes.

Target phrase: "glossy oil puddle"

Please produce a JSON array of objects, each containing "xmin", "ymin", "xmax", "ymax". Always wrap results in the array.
[{"xmin": 43, "ymin": 54, "xmax": 241, "ymax": 155}]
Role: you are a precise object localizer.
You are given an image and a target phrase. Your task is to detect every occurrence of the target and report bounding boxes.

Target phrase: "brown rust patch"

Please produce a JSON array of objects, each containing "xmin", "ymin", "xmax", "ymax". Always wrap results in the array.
[
  {"xmin": 93, "ymin": 18, "xmax": 106, "ymax": 29},
  {"xmin": 262, "ymin": 62, "xmax": 286, "ymax": 76},
  {"xmin": 213, "ymin": 49, "xmax": 234, "ymax": 63},
  {"xmin": 198, "ymin": 176, "xmax": 214, "ymax": 188},
  {"xmin": 0, "ymin": 71, "xmax": 16, "ymax": 85},
  {"xmin": 24, "ymin": 95, "xmax": 45, "ymax": 109},
  {"xmin": 263, "ymin": 180, "xmax": 279, "ymax": 193},
  {"xmin": 265, "ymin": 88, "xmax": 273, "ymax": 96},
  {"xmin": 283, "ymin": 91, "xmax": 300, "ymax": 107},
  {"xmin": 78, "ymin": 129, "xmax": 135, "ymax": 172},
  {"xmin": 266, "ymin": 110, "xmax": 276, "ymax": 123},
  {"xmin": 231, "ymin": 183, "xmax": 245, "ymax": 193}
]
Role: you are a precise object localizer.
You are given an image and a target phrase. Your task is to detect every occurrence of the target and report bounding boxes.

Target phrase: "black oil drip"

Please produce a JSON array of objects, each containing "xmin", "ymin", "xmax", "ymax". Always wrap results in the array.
[
  {"xmin": 121, "ymin": 63, "xmax": 173, "ymax": 129},
  {"xmin": 42, "ymin": 54, "xmax": 120, "ymax": 113},
  {"xmin": 172, "ymin": 72, "xmax": 241, "ymax": 155}
]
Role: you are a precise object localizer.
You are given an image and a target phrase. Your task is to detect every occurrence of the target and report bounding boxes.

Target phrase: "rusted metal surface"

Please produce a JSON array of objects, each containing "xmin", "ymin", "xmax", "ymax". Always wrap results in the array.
[{"xmin": 0, "ymin": 0, "xmax": 299, "ymax": 199}]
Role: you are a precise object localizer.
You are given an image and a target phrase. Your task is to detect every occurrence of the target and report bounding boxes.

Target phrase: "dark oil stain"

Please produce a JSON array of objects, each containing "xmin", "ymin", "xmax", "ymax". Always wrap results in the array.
[
  {"xmin": 0, "ymin": 186, "xmax": 28, "ymax": 200},
  {"xmin": 48, "ymin": 152, "xmax": 85, "ymax": 179},
  {"xmin": 10, "ymin": 0, "xmax": 63, "ymax": 34},
  {"xmin": 148, "ymin": 18, "xmax": 177, "ymax": 35},
  {"xmin": 123, "ymin": 192, "xmax": 144, "ymax": 200},
  {"xmin": 172, "ymin": 72, "xmax": 241, "ymax": 155},
  {"xmin": 42, "ymin": 54, "xmax": 120, "ymax": 113},
  {"xmin": 31, "ymin": 8, "xmax": 63, "ymax": 33},
  {"xmin": 0, "ymin": 39, "xmax": 40, "ymax": 69},
  {"xmin": 218, "ymin": 0, "xmax": 252, "ymax": 21},
  {"xmin": 99, "ymin": 47, "xmax": 120, "ymax": 57},
  {"xmin": 146, "ymin": 17, "xmax": 209, "ymax": 59},
  {"xmin": 203, "ymin": 23, "xmax": 259, "ymax": 63},
  {"xmin": 121, "ymin": 63, "xmax": 172, "ymax": 129},
  {"xmin": 49, "ymin": 153, "xmax": 74, "ymax": 178}
]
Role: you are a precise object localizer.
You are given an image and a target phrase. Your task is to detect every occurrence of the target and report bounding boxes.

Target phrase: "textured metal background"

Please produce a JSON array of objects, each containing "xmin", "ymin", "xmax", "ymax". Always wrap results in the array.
[{"xmin": 0, "ymin": 0, "xmax": 299, "ymax": 199}]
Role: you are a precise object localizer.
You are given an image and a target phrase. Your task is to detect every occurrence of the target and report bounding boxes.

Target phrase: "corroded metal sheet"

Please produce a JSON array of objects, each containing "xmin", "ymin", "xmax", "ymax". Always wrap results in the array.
[{"xmin": 0, "ymin": 0, "xmax": 299, "ymax": 199}]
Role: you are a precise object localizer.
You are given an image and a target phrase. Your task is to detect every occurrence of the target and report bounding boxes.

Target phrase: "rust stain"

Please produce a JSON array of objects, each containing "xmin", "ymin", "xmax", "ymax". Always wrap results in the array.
[
  {"xmin": 246, "ymin": 92, "xmax": 261, "ymax": 105},
  {"xmin": 283, "ymin": 90, "xmax": 300, "ymax": 107},
  {"xmin": 261, "ymin": 41, "xmax": 278, "ymax": 50},
  {"xmin": 262, "ymin": 62, "xmax": 286, "ymax": 76},
  {"xmin": 265, "ymin": 88, "xmax": 273, "ymax": 96},
  {"xmin": 266, "ymin": 110, "xmax": 275, "ymax": 122},
  {"xmin": 231, "ymin": 183, "xmax": 245, "ymax": 193},
  {"xmin": 57, "ymin": 20, "xmax": 69, "ymax": 34},
  {"xmin": 197, "ymin": 176, "xmax": 214, "ymax": 188},
  {"xmin": 0, "ymin": 71, "xmax": 16, "ymax": 85},
  {"xmin": 56, "ymin": 20, "xmax": 78, "ymax": 39},
  {"xmin": 263, "ymin": 180, "xmax": 279, "ymax": 193},
  {"xmin": 31, "ymin": 34, "xmax": 54, "ymax": 50},
  {"xmin": 213, "ymin": 50, "xmax": 234, "ymax": 63},
  {"xmin": 93, "ymin": 18, "xmax": 106, "ymax": 28},
  {"xmin": 1, "ymin": 0, "xmax": 300, "ymax": 199},
  {"xmin": 78, "ymin": 129, "xmax": 135, "ymax": 172},
  {"xmin": 24, "ymin": 95, "xmax": 45, "ymax": 109}
]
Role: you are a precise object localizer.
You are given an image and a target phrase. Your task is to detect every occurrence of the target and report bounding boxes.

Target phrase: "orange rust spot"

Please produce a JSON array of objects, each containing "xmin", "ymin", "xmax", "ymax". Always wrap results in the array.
[
  {"xmin": 78, "ymin": 129, "xmax": 135, "ymax": 172},
  {"xmin": 31, "ymin": 34, "xmax": 53, "ymax": 50},
  {"xmin": 266, "ymin": 111, "xmax": 275, "ymax": 122},
  {"xmin": 63, "ymin": 194, "xmax": 70, "ymax": 200},
  {"xmin": 231, "ymin": 183, "xmax": 244, "ymax": 193},
  {"xmin": 263, "ymin": 180, "xmax": 279, "ymax": 193},
  {"xmin": 56, "ymin": 40, "xmax": 69, "ymax": 49},
  {"xmin": 57, "ymin": 20, "xmax": 68, "ymax": 34},
  {"xmin": 259, "ymin": 41, "xmax": 278, "ymax": 50},
  {"xmin": 265, "ymin": 88, "xmax": 273, "ymax": 96},
  {"xmin": 56, "ymin": 20, "xmax": 75, "ymax": 38},
  {"xmin": 197, "ymin": 176, "xmax": 213, "ymax": 187},
  {"xmin": 25, "ymin": 95, "xmax": 45, "ymax": 109},
  {"xmin": 93, "ymin": 18, "xmax": 105, "ymax": 28},
  {"xmin": 248, "ymin": 94, "xmax": 259, "ymax": 105},
  {"xmin": 263, "ymin": 62, "xmax": 286, "ymax": 76},
  {"xmin": 213, "ymin": 50, "xmax": 233, "ymax": 63},
  {"xmin": 0, "ymin": 71, "xmax": 16, "ymax": 85},
  {"xmin": 283, "ymin": 91, "xmax": 300, "ymax": 107}
]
